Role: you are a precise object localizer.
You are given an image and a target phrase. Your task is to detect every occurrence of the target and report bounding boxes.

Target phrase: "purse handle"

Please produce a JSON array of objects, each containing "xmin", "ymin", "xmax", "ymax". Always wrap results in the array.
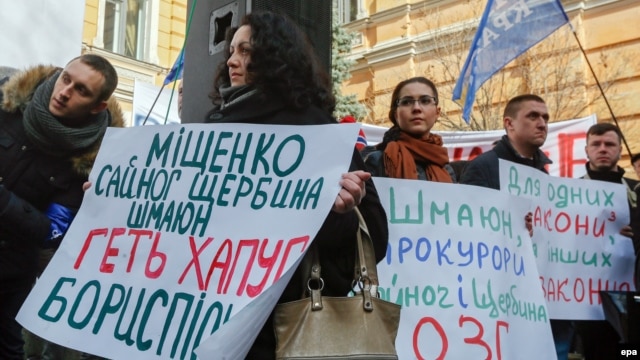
[
  {"xmin": 353, "ymin": 206, "xmax": 378, "ymax": 311},
  {"xmin": 307, "ymin": 207, "xmax": 380, "ymax": 312}
]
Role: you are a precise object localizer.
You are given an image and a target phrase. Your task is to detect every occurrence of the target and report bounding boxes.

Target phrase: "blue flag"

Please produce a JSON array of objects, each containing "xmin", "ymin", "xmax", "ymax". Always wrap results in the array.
[
  {"xmin": 452, "ymin": 0, "xmax": 569, "ymax": 123},
  {"xmin": 163, "ymin": 47, "xmax": 184, "ymax": 85}
]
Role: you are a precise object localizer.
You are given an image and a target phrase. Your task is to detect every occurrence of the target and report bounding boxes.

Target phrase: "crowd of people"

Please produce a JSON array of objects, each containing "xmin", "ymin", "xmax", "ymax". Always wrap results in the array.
[{"xmin": 1, "ymin": 9, "xmax": 639, "ymax": 360}]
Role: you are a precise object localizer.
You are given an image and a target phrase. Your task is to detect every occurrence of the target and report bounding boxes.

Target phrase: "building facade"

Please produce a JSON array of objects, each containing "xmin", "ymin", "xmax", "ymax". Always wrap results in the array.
[
  {"xmin": 82, "ymin": 0, "xmax": 187, "ymax": 124},
  {"xmin": 79, "ymin": 0, "xmax": 639, "ymax": 171},
  {"xmin": 339, "ymin": 0, "xmax": 639, "ymax": 168}
]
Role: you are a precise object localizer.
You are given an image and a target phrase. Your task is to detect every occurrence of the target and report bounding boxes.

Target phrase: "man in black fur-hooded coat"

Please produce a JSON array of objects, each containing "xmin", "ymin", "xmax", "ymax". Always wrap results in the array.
[{"xmin": 0, "ymin": 54, "xmax": 124, "ymax": 359}]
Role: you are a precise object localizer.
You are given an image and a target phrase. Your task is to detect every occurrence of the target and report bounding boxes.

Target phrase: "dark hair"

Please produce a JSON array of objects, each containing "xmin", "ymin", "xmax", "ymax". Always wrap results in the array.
[
  {"xmin": 388, "ymin": 76, "xmax": 438, "ymax": 126},
  {"xmin": 69, "ymin": 54, "xmax": 118, "ymax": 102},
  {"xmin": 210, "ymin": 11, "xmax": 335, "ymax": 113},
  {"xmin": 376, "ymin": 77, "xmax": 438, "ymax": 151},
  {"xmin": 632, "ymin": 153, "xmax": 640, "ymax": 165},
  {"xmin": 586, "ymin": 122, "xmax": 623, "ymax": 144},
  {"xmin": 503, "ymin": 94, "xmax": 545, "ymax": 119}
]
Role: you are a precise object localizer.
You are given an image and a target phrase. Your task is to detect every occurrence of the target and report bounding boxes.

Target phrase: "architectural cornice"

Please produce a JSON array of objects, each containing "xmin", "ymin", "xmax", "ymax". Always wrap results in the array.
[
  {"xmin": 348, "ymin": 0, "xmax": 626, "ymax": 71},
  {"xmin": 564, "ymin": 0, "xmax": 626, "ymax": 12},
  {"xmin": 360, "ymin": 39, "xmax": 416, "ymax": 67}
]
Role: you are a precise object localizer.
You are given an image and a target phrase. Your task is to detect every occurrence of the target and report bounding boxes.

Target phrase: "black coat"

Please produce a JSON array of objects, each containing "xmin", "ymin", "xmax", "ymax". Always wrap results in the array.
[
  {"xmin": 0, "ymin": 104, "xmax": 82, "ymax": 288},
  {"xmin": 206, "ymin": 93, "xmax": 389, "ymax": 359},
  {"xmin": 460, "ymin": 134, "xmax": 552, "ymax": 189}
]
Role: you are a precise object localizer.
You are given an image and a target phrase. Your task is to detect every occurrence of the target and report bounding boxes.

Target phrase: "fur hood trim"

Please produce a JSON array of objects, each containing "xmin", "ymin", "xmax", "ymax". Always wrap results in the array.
[
  {"xmin": 1, "ymin": 65, "xmax": 58, "ymax": 112},
  {"xmin": 1, "ymin": 64, "xmax": 125, "ymax": 177}
]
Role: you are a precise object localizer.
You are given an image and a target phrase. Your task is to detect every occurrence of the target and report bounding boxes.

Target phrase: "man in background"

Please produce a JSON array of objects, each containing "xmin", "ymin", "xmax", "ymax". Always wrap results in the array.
[
  {"xmin": 460, "ymin": 94, "xmax": 577, "ymax": 359},
  {"xmin": 574, "ymin": 123, "xmax": 639, "ymax": 359},
  {"xmin": 460, "ymin": 94, "xmax": 551, "ymax": 189}
]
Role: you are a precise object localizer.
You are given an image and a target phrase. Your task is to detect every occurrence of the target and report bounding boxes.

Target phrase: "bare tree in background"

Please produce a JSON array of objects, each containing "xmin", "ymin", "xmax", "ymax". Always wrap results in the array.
[{"xmin": 362, "ymin": 0, "xmax": 630, "ymax": 131}]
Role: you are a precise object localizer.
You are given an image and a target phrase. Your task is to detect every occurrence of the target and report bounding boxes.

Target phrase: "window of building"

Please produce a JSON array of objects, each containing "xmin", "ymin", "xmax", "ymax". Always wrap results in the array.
[
  {"xmin": 337, "ymin": 0, "xmax": 362, "ymax": 24},
  {"xmin": 102, "ymin": 0, "xmax": 149, "ymax": 60}
]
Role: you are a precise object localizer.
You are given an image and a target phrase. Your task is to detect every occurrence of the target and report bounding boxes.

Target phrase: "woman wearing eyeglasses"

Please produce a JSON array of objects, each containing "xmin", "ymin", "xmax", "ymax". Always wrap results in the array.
[{"xmin": 363, "ymin": 77, "xmax": 455, "ymax": 182}]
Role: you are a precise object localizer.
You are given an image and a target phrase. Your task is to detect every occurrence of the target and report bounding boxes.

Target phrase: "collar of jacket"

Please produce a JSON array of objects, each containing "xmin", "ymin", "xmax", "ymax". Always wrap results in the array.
[
  {"xmin": 494, "ymin": 134, "xmax": 552, "ymax": 172},
  {"xmin": 208, "ymin": 90, "xmax": 284, "ymax": 124},
  {"xmin": 583, "ymin": 162, "xmax": 626, "ymax": 183},
  {"xmin": 0, "ymin": 64, "xmax": 126, "ymax": 177},
  {"xmin": 582, "ymin": 163, "xmax": 639, "ymax": 208},
  {"xmin": 207, "ymin": 90, "xmax": 333, "ymax": 126}
]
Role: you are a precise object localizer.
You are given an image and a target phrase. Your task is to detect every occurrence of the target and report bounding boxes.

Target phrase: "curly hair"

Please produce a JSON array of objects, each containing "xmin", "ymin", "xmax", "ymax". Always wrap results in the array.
[
  {"xmin": 210, "ymin": 11, "xmax": 335, "ymax": 113},
  {"xmin": 377, "ymin": 77, "xmax": 439, "ymax": 151}
]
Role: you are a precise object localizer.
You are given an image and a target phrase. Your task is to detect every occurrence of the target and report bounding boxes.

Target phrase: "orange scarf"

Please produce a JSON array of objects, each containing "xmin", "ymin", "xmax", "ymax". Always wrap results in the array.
[{"xmin": 383, "ymin": 132, "xmax": 452, "ymax": 182}]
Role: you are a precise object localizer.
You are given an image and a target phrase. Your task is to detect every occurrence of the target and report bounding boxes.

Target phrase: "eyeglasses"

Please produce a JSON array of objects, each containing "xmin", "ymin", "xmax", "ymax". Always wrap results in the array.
[{"xmin": 396, "ymin": 95, "xmax": 438, "ymax": 108}]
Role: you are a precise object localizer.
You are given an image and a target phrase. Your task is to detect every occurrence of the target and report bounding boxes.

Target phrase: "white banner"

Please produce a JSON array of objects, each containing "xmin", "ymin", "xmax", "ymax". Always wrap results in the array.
[
  {"xmin": 132, "ymin": 83, "xmax": 595, "ymax": 179},
  {"xmin": 18, "ymin": 123, "xmax": 360, "ymax": 360},
  {"xmin": 499, "ymin": 159, "xmax": 635, "ymax": 320},
  {"xmin": 132, "ymin": 80, "xmax": 181, "ymax": 126},
  {"xmin": 374, "ymin": 177, "xmax": 556, "ymax": 360},
  {"xmin": 364, "ymin": 114, "xmax": 596, "ymax": 178}
]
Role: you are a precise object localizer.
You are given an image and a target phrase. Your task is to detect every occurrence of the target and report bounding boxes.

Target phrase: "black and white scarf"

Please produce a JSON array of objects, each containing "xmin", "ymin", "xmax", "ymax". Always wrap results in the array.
[{"xmin": 219, "ymin": 84, "xmax": 258, "ymax": 109}]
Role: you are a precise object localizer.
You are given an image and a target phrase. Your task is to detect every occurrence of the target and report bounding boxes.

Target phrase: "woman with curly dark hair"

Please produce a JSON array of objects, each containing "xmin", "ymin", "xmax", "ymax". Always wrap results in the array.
[
  {"xmin": 205, "ymin": 11, "xmax": 388, "ymax": 359},
  {"xmin": 208, "ymin": 11, "xmax": 334, "ymax": 119},
  {"xmin": 362, "ymin": 76, "xmax": 456, "ymax": 182}
]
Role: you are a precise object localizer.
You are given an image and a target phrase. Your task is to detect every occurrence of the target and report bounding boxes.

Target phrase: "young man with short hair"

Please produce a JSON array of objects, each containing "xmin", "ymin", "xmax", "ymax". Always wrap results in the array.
[
  {"xmin": 0, "ymin": 54, "xmax": 124, "ymax": 359},
  {"xmin": 460, "ymin": 95, "xmax": 577, "ymax": 359},
  {"xmin": 460, "ymin": 94, "xmax": 551, "ymax": 189},
  {"xmin": 574, "ymin": 122, "xmax": 639, "ymax": 359}
]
